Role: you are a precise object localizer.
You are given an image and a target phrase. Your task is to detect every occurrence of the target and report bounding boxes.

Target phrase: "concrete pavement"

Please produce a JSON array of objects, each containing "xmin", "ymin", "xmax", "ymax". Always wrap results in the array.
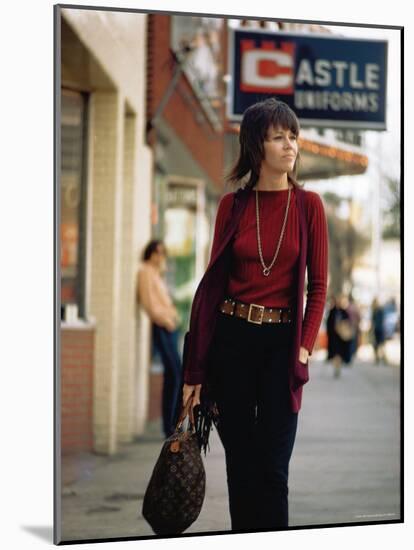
[{"xmin": 60, "ymin": 345, "xmax": 401, "ymax": 542}]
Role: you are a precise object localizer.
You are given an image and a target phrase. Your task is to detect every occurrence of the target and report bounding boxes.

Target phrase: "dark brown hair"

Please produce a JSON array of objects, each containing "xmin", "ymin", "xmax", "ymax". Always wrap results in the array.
[
  {"xmin": 141, "ymin": 239, "xmax": 165, "ymax": 262},
  {"xmin": 224, "ymin": 97, "xmax": 303, "ymax": 191}
]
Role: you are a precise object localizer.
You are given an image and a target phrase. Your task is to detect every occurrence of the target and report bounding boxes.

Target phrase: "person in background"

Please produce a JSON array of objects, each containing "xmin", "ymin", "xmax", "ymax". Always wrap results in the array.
[
  {"xmin": 136, "ymin": 239, "xmax": 182, "ymax": 438},
  {"xmin": 330, "ymin": 293, "xmax": 353, "ymax": 378},
  {"xmin": 347, "ymin": 292, "xmax": 361, "ymax": 364},
  {"xmin": 326, "ymin": 295, "xmax": 338, "ymax": 363},
  {"xmin": 371, "ymin": 297, "xmax": 387, "ymax": 365}
]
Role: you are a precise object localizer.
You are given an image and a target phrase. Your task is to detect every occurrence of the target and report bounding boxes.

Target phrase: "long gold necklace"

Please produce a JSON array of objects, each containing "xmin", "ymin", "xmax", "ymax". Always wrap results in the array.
[{"xmin": 255, "ymin": 183, "xmax": 292, "ymax": 277}]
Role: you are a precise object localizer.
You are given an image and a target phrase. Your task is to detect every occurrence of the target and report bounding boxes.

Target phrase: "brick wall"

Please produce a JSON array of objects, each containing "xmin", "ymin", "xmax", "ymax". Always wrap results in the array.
[
  {"xmin": 61, "ymin": 10, "xmax": 153, "ymax": 455},
  {"xmin": 61, "ymin": 326, "xmax": 94, "ymax": 454},
  {"xmin": 117, "ymin": 112, "xmax": 139, "ymax": 443},
  {"xmin": 88, "ymin": 90, "xmax": 124, "ymax": 455}
]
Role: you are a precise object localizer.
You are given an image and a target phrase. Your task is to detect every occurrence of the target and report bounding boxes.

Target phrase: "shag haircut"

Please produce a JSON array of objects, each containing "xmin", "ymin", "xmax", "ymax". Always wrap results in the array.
[{"xmin": 225, "ymin": 97, "xmax": 303, "ymax": 191}]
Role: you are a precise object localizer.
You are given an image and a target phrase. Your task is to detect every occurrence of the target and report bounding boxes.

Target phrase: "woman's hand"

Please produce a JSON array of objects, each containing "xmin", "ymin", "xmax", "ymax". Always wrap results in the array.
[
  {"xmin": 299, "ymin": 346, "xmax": 310, "ymax": 364},
  {"xmin": 164, "ymin": 317, "xmax": 177, "ymax": 332},
  {"xmin": 183, "ymin": 383, "xmax": 202, "ymax": 408},
  {"xmin": 164, "ymin": 308, "xmax": 181, "ymax": 332}
]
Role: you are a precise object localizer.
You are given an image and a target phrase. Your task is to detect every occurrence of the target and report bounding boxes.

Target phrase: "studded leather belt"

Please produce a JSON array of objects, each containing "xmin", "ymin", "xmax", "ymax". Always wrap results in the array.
[{"xmin": 218, "ymin": 297, "xmax": 292, "ymax": 325}]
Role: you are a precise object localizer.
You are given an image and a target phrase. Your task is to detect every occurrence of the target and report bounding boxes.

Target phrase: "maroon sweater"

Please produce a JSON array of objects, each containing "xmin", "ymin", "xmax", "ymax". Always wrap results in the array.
[{"xmin": 209, "ymin": 188, "xmax": 328, "ymax": 355}]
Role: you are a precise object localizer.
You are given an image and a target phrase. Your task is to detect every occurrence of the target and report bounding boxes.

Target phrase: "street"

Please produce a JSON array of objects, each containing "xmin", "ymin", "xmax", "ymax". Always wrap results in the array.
[{"xmin": 61, "ymin": 346, "xmax": 400, "ymax": 541}]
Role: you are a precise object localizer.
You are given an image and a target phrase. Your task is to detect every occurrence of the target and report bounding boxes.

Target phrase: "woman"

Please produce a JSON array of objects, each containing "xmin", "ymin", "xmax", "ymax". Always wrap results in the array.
[
  {"xmin": 326, "ymin": 295, "xmax": 338, "ymax": 362},
  {"xmin": 181, "ymin": 98, "xmax": 328, "ymax": 531},
  {"xmin": 328, "ymin": 293, "xmax": 353, "ymax": 378},
  {"xmin": 137, "ymin": 239, "xmax": 182, "ymax": 438},
  {"xmin": 347, "ymin": 293, "xmax": 361, "ymax": 364}
]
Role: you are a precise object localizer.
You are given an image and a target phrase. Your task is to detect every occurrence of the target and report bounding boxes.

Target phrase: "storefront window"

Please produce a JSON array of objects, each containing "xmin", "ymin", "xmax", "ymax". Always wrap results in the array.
[
  {"xmin": 60, "ymin": 89, "xmax": 89, "ymax": 321},
  {"xmin": 162, "ymin": 178, "xmax": 208, "ymax": 333}
]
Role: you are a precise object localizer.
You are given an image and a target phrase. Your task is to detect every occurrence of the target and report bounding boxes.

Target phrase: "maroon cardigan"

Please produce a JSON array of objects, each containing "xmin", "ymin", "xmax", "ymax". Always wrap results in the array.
[{"xmin": 182, "ymin": 183, "xmax": 327, "ymax": 413}]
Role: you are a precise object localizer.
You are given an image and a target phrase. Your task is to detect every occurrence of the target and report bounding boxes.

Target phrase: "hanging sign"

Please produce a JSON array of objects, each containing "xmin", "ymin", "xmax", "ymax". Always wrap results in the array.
[{"xmin": 228, "ymin": 28, "xmax": 388, "ymax": 130}]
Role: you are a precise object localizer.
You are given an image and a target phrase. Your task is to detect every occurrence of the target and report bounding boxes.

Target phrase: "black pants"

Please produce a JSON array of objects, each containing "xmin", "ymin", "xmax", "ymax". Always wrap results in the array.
[
  {"xmin": 152, "ymin": 324, "xmax": 182, "ymax": 438},
  {"xmin": 208, "ymin": 310, "xmax": 299, "ymax": 531}
]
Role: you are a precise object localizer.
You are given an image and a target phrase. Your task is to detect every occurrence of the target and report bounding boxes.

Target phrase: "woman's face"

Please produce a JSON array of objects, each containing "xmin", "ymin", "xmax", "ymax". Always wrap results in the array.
[{"xmin": 262, "ymin": 124, "xmax": 298, "ymax": 174}]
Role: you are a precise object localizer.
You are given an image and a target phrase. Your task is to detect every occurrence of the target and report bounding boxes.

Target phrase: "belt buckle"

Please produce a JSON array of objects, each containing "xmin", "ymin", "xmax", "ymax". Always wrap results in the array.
[{"xmin": 247, "ymin": 303, "xmax": 264, "ymax": 324}]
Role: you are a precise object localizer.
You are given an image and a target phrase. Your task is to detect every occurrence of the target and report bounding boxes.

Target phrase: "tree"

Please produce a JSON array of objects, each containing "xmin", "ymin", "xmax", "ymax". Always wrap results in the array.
[
  {"xmin": 322, "ymin": 192, "xmax": 370, "ymax": 296},
  {"xmin": 381, "ymin": 177, "xmax": 400, "ymax": 240}
]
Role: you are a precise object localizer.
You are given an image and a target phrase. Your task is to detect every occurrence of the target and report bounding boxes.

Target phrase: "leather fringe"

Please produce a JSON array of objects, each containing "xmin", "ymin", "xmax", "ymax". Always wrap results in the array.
[{"xmin": 193, "ymin": 383, "xmax": 221, "ymax": 457}]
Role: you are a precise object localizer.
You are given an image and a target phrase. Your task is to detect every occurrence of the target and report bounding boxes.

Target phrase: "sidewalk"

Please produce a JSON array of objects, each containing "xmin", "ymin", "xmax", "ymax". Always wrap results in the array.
[{"xmin": 60, "ymin": 349, "xmax": 401, "ymax": 542}]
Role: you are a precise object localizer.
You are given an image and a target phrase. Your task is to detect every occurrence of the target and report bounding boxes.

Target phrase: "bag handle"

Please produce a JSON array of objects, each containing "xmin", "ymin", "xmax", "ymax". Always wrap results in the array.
[{"xmin": 175, "ymin": 393, "xmax": 196, "ymax": 432}]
